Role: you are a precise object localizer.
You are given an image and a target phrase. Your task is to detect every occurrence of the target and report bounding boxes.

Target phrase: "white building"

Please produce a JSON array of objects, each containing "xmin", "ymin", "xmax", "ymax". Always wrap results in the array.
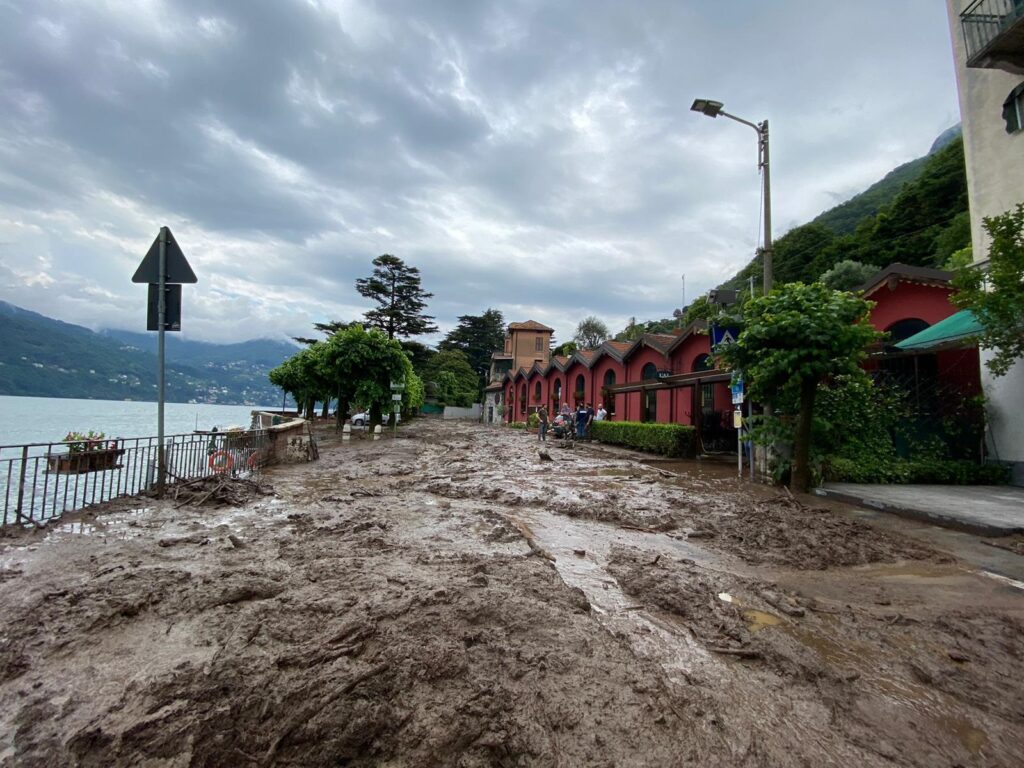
[{"xmin": 946, "ymin": 0, "xmax": 1024, "ymax": 484}]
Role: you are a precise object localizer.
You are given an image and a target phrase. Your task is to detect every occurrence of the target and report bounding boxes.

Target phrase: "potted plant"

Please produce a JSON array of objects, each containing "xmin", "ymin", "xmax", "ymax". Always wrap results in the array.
[{"xmin": 48, "ymin": 431, "xmax": 125, "ymax": 473}]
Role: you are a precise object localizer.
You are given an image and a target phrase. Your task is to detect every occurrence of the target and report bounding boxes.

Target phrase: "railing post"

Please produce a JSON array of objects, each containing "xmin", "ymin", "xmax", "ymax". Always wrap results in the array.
[{"xmin": 14, "ymin": 445, "xmax": 29, "ymax": 523}]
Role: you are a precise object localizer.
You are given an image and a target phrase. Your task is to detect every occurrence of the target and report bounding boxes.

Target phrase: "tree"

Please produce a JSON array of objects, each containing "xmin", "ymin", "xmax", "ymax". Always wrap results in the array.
[
  {"xmin": 292, "ymin": 320, "xmax": 356, "ymax": 346},
  {"xmin": 819, "ymin": 260, "xmax": 876, "ymax": 291},
  {"xmin": 269, "ymin": 344, "xmax": 331, "ymax": 419},
  {"xmin": 717, "ymin": 283, "xmax": 881, "ymax": 492},
  {"xmin": 953, "ymin": 203, "xmax": 1024, "ymax": 377},
  {"xmin": 552, "ymin": 340, "xmax": 578, "ymax": 357},
  {"xmin": 423, "ymin": 349, "xmax": 479, "ymax": 407},
  {"xmin": 573, "ymin": 316, "xmax": 610, "ymax": 348},
  {"xmin": 438, "ymin": 308, "xmax": 505, "ymax": 373},
  {"xmin": 356, "ymin": 255, "xmax": 438, "ymax": 339},
  {"xmin": 317, "ymin": 325, "xmax": 413, "ymax": 426},
  {"xmin": 400, "ymin": 340, "xmax": 436, "ymax": 377}
]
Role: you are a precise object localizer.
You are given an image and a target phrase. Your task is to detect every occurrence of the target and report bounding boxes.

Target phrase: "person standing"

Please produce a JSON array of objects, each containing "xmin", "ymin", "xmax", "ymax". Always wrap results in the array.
[
  {"xmin": 575, "ymin": 402, "xmax": 589, "ymax": 440},
  {"xmin": 537, "ymin": 405, "xmax": 549, "ymax": 442},
  {"xmin": 595, "ymin": 402, "xmax": 607, "ymax": 422},
  {"xmin": 585, "ymin": 402, "xmax": 595, "ymax": 440}
]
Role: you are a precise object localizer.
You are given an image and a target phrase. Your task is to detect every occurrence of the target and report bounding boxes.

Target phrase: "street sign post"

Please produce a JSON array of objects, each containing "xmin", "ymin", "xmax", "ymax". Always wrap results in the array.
[
  {"xmin": 133, "ymin": 226, "xmax": 196, "ymax": 497},
  {"xmin": 710, "ymin": 325, "xmax": 741, "ymax": 347}
]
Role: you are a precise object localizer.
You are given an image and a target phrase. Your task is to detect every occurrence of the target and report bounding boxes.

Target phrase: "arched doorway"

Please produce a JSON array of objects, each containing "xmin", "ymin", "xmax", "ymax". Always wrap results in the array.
[
  {"xmin": 574, "ymin": 374, "xmax": 586, "ymax": 404},
  {"xmin": 552, "ymin": 379, "xmax": 562, "ymax": 410},
  {"xmin": 641, "ymin": 363, "xmax": 658, "ymax": 422}
]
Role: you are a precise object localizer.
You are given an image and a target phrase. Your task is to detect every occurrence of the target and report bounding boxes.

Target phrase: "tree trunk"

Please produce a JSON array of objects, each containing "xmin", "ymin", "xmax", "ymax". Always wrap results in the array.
[
  {"xmin": 370, "ymin": 403, "xmax": 383, "ymax": 428},
  {"xmin": 321, "ymin": 399, "xmax": 330, "ymax": 418},
  {"xmin": 791, "ymin": 376, "xmax": 818, "ymax": 493}
]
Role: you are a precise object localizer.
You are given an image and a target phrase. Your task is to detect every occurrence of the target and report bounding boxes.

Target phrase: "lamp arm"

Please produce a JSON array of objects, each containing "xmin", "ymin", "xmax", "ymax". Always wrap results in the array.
[{"xmin": 718, "ymin": 110, "xmax": 762, "ymax": 135}]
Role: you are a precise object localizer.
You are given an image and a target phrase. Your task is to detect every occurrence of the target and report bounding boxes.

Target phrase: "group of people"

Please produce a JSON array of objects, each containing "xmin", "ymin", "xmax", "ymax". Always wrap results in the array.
[{"xmin": 536, "ymin": 401, "xmax": 607, "ymax": 442}]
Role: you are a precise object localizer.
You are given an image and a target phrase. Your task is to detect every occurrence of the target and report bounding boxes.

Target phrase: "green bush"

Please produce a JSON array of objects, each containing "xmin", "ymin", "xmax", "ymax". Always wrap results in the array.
[
  {"xmin": 826, "ymin": 456, "xmax": 1009, "ymax": 485},
  {"xmin": 508, "ymin": 421, "xmax": 526, "ymax": 430},
  {"xmin": 591, "ymin": 421, "xmax": 696, "ymax": 458},
  {"xmin": 527, "ymin": 412, "xmax": 540, "ymax": 429}
]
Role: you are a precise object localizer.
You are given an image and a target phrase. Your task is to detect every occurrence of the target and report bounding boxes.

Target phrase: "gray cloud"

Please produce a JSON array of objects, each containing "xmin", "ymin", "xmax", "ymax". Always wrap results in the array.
[{"xmin": 0, "ymin": 0, "xmax": 960, "ymax": 345}]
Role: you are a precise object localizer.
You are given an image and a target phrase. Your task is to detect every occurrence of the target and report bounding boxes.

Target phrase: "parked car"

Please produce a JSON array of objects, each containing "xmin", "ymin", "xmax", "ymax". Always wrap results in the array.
[{"xmin": 351, "ymin": 411, "xmax": 401, "ymax": 426}]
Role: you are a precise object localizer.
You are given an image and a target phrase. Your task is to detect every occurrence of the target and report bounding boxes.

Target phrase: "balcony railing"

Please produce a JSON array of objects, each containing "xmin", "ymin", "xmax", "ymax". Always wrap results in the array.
[{"xmin": 961, "ymin": 0, "xmax": 1024, "ymax": 72}]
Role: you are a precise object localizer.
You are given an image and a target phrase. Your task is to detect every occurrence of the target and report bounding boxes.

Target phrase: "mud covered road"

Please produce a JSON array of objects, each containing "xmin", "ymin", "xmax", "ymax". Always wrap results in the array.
[{"xmin": 1, "ymin": 420, "xmax": 1023, "ymax": 766}]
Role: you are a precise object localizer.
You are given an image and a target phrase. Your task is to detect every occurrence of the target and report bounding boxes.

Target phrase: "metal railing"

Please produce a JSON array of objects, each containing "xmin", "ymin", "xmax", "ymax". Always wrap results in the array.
[
  {"xmin": 961, "ymin": 0, "xmax": 1024, "ymax": 60},
  {"xmin": 0, "ymin": 429, "xmax": 270, "ymax": 528}
]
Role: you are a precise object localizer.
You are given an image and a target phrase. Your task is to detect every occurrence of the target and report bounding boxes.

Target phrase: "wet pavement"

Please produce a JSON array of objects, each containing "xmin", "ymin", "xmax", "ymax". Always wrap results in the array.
[
  {"xmin": 1, "ymin": 419, "xmax": 1022, "ymax": 767},
  {"xmin": 819, "ymin": 482, "xmax": 1024, "ymax": 536}
]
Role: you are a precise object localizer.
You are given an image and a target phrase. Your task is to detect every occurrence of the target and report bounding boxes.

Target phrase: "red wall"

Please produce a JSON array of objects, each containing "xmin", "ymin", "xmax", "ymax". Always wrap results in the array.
[
  {"xmin": 869, "ymin": 282, "xmax": 956, "ymax": 332},
  {"xmin": 591, "ymin": 355, "xmax": 624, "ymax": 420}
]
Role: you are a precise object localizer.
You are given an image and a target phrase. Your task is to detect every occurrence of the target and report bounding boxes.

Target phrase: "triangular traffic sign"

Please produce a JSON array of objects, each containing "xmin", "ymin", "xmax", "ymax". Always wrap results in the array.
[{"xmin": 131, "ymin": 227, "xmax": 197, "ymax": 284}]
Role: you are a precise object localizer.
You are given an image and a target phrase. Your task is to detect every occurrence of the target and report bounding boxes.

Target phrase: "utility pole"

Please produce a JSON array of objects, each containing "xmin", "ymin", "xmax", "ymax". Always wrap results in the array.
[{"xmin": 759, "ymin": 119, "xmax": 772, "ymax": 294}]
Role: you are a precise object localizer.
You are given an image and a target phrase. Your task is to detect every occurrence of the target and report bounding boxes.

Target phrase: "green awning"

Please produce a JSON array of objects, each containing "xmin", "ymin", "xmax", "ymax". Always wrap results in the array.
[{"xmin": 894, "ymin": 310, "xmax": 982, "ymax": 352}]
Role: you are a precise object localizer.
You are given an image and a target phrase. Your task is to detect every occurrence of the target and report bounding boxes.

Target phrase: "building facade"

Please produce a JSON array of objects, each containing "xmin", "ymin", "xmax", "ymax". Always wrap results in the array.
[{"xmin": 946, "ymin": 0, "xmax": 1024, "ymax": 482}]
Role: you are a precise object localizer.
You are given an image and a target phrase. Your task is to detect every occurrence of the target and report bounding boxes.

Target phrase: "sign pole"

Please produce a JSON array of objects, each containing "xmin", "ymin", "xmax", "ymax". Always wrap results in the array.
[{"xmin": 157, "ymin": 226, "xmax": 167, "ymax": 498}]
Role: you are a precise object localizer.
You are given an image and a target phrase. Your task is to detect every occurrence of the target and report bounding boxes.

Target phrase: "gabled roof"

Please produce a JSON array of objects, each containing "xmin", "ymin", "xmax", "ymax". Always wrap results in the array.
[
  {"xmin": 508, "ymin": 320, "xmax": 555, "ymax": 332},
  {"xmin": 490, "ymin": 352, "xmax": 513, "ymax": 360},
  {"xmin": 484, "ymin": 381, "xmax": 505, "ymax": 392},
  {"xmin": 591, "ymin": 339, "xmax": 636, "ymax": 364},
  {"xmin": 549, "ymin": 355, "xmax": 572, "ymax": 372},
  {"xmin": 860, "ymin": 263, "xmax": 953, "ymax": 298},
  {"xmin": 622, "ymin": 333, "xmax": 676, "ymax": 362},
  {"xmin": 665, "ymin": 320, "xmax": 709, "ymax": 355},
  {"xmin": 573, "ymin": 348, "xmax": 598, "ymax": 367},
  {"xmin": 529, "ymin": 360, "xmax": 548, "ymax": 376},
  {"xmin": 511, "ymin": 366, "xmax": 531, "ymax": 381}
]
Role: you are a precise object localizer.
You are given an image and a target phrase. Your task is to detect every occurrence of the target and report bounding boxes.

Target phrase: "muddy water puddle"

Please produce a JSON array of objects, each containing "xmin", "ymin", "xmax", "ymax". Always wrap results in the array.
[{"xmin": 501, "ymin": 506, "xmax": 732, "ymax": 682}]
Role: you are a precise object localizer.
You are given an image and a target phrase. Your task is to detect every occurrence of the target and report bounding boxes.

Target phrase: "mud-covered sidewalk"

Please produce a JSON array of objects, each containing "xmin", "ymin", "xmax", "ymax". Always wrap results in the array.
[{"xmin": 1, "ymin": 420, "xmax": 1022, "ymax": 767}]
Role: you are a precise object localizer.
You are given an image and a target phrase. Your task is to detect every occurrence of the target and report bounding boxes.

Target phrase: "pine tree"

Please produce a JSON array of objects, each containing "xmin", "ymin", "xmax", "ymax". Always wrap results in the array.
[{"xmin": 355, "ymin": 255, "xmax": 438, "ymax": 339}]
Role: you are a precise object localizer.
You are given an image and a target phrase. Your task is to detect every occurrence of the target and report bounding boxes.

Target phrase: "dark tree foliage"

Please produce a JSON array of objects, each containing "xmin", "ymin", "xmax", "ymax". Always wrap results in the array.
[
  {"xmin": 422, "ymin": 349, "xmax": 480, "ymax": 407},
  {"xmin": 356, "ymin": 254, "xmax": 438, "ymax": 339},
  {"xmin": 552, "ymin": 340, "xmax": 578, "ymax": 357},
  {"xmin": 438, "ymin": 308, "xmax": 506, "ymax": 373},
  {"xmin": 293, "ymin": 320, "xmax": 356, "ymax": 346},
  {"xmin": 400, "ymin": 340, "xmax": 437, "ymax": 377},
  {"xmin": 573, "ymin": 316, "xmax": 611, "ymax": 348}
]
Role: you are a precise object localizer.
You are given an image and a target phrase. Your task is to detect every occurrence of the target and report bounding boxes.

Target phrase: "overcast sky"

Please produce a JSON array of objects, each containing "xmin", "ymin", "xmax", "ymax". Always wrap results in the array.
[{"xmin": 0, "ymin": 0, "xmax": 961, "ymax": 347}]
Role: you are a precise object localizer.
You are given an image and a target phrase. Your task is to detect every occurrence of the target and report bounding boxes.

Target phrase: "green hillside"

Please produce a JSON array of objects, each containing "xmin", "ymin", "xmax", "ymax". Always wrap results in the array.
[
  {"xmin": 724, "ymin": 133, "xmax": 969, "ymax": 290},
  {"xmin": 0, "ymin": 302, "xmax": 295, "ymax": 404}
]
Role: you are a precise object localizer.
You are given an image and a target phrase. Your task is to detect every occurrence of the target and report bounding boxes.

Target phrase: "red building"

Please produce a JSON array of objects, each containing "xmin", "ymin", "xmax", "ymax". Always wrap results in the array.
[{"xmin": 497, "ymin": 263, "xmax": 979, "ymax": 454}]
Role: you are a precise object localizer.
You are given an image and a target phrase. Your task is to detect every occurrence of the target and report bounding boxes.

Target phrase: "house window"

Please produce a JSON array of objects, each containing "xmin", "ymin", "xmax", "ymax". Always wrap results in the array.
[
  {"xmin": 520, "ymin": 384, "xmax": 527, "ymax": 414},
  {"xmin": 574, "ymin": 374, "xmax": 585, "ymax": 403},
  {"xmin": 693, "ymin": 354, "xmax": 712, "ymax": 372},
  {"xmin": 535, "ymin": 336, "xmax": 543, "ymax": 352},
  {"xmin": 553, "ymin": 379, "xmax": 562, "ymax": 407},
  {"xmin": 643, "ymin": 390, "xmax": 657, "ymax": 423},
  {"xmin": 641, "ymin": 363, "xmax": 658, "ymax": 381},
  {"xmin": 534, "ymin": 381, "xmax": 541, "ymax": 401},
  {"xmin": 1004, "ymin": 82, "xmax": 1024, "ymax": 134}
]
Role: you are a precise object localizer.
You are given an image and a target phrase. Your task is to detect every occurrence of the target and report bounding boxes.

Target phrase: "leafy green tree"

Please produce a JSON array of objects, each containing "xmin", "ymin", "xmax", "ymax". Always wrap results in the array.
[
  {"xmin": 717, "ymin": 283, "xmax": 881, "ymax": 492},
  {"xmin": 819, "ymin": 260, "xmax": 876, "ymax": 291},
  {"xmin": 552, "ymin": 340, "xmax": 578, "ymax": 357},
  {"xmin": 317, "ymin": 325, "xmax": 413, "ymax": 426},
  {"xmin": 400, "ymin": 340, "xmax": 436, "ymax": 377},
  {"xmin": 953, "ymin": 204, "xmax": 1024, "ymax": 377},
  {"xmin": 438, "ymin": 308, "xmax": 505, "ymax": 373},
  {"xmin": 423, "ymin": 349, "xmax": 479, "ymax": 407},
  {"xmin": 356, "ymin": 255, "xmax": 438, "ymax": 339},
  {"xmin": 292, "ymin": 320, "xmax": 356, "ymax": 346},
  {"xmin": 573, "ymin": 316, "xmax": 611, "ymax": 348},
  {"xmin": 932, "ymin": 210, "xmax": 972, "ymax": 267},
  {"xmin": 269, "ymin": 344, "xmax": 331, "ymax": 418},
  {"xmin": 944, "ymin": 245, "xmax": 973, "ymax": 271}
]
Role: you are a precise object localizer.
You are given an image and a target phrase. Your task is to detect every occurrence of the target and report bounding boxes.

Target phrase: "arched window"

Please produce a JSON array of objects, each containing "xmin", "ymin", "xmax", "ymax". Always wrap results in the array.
[
  {"xmin": 574, "ymin": 374, "xmax": 586, "ymax": 402},
  {"xmin": 534, "ymin": 381, "xmax": 542, "ymax": 401},
  {"xmin": 885, "ymin": 318, "xmax": 929, "ymax": 344},
  {"xmin": 693, "ymin": 354, "xmax": 712, "ymax": 372},
  {"xmin": 641, "ymin": 362, "xmax": 659, "ymax": 381},
  {"xmin": 520, "ymin": 383, "xmax": 527, "ymax": 414},
  {"xmin": 602, "ymin": 369, "xmax": 617, "ymax": 416},
  {"xmin": 553, "ymin": 379, "xmax": 562, "ymax": 405}
]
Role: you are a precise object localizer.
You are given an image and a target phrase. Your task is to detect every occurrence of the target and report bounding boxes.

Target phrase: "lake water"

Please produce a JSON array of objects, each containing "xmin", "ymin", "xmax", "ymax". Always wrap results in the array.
[{"xmin": 0, "ymin": 395, "xmax": 278, "ymax": 447}]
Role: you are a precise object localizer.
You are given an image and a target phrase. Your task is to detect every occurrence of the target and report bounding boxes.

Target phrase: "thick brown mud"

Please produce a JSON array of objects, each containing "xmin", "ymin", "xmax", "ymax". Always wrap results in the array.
[{"xmin": 1, "ymin": 420, "xmax": 1022, "ymax": 766}]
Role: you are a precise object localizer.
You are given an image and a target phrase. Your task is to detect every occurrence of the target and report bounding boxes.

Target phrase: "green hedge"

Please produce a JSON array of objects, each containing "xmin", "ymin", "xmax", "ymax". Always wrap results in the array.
[
  {"xmin": 826, "ymin": 456, "xmax": 1009, "ymax": 485},
  {"xmin": 591, "ymin": 421, "xmax": 696, "ymax": 458},
  {"xmin": 508, "ymin": 421, "xmax": 526, "ymax": 430}
]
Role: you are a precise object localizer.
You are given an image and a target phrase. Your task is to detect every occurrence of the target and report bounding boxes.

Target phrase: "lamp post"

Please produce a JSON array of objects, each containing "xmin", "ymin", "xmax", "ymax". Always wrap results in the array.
[{"xmin": 690, "ymin": 99, "xmax": 772, "ymax": 294}]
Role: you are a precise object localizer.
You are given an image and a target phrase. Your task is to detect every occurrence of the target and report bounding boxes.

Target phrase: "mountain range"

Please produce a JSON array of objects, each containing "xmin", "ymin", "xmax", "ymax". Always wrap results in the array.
[{"xmin": 0, "ymin": 301, "xmax": 297, "ymax": 405}]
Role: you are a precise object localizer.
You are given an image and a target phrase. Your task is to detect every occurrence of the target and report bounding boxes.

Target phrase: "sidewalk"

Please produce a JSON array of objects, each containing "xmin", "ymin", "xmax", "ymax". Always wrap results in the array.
[{"xmin": 817, "ymin": 483, "xmax": 1024, "ymax": 537}]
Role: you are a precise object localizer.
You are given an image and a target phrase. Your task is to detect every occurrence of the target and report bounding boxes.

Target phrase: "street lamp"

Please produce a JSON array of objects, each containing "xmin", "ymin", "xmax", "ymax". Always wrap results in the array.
[{"xmin": 691, "ymin": 98, "xmax": 773, "ymax": 294}]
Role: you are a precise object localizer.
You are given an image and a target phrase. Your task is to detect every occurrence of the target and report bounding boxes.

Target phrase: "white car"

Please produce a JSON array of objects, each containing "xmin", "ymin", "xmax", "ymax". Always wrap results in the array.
[{"xmin": 351, "ymin": 411, "xmax": 400, "ymax": 426}]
